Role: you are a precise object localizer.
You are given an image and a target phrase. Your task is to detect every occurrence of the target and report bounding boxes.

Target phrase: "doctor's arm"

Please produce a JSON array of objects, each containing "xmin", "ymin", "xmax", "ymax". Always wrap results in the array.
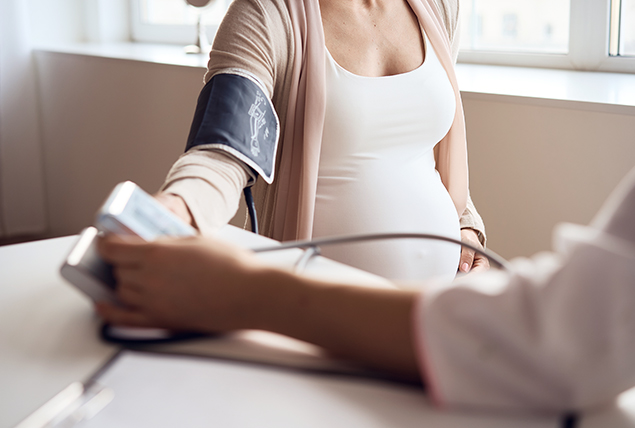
[
  {"xmin": 96, "ymin": 206, "xmax": 635, "ymax": 412},
  {"xmin": 96, "ymin": 234, "xmax": 421, "ymax": 380}
]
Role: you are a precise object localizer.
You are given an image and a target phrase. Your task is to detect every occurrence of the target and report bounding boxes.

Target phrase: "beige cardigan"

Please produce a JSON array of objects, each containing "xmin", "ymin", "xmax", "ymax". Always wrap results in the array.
[{"xmin": 162, "ymin": 0, "xmax": 486, "ymax": 244}]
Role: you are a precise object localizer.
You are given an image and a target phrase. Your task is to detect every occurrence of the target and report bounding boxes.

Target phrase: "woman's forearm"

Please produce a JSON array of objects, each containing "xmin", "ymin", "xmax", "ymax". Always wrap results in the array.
[{"xmin": 159, "ymin": 150, "xmax": 250, "ymax": 236}]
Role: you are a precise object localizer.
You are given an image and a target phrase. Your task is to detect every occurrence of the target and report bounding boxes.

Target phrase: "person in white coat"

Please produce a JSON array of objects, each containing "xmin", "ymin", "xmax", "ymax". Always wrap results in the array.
[{"xmin": 97, "ymin": 166, "xmax": 635, "ymax": 413}]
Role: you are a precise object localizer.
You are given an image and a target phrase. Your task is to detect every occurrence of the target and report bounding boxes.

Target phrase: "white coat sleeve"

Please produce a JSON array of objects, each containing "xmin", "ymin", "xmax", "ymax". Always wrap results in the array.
[{"xmin": 414, "ymin": 167, "xmax": 635, "ymax": 412}]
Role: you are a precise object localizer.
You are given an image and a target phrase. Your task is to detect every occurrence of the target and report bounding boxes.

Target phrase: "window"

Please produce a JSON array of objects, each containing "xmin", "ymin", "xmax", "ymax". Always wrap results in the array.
[
  {"xmin": 460, "ymin": 1, "xmax": 569, "ymax": 54},
  {"xmin": 131, "ymin": 0, "xmax": 230, "ymax": 45},
  {"xmin": 458, "ymin": 0, "xmax": 635, "ymax": 72},
  {"xmin": 131, "ymin": 0, "xmax": 635, "ymax": 73},
  {"xmin": 610, "ymin": 0, "xmax": 635, "ymax": 56}
]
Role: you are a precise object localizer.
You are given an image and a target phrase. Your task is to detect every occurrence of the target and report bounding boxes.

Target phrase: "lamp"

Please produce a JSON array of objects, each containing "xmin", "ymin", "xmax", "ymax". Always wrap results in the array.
[{"xmin": 184, "ymin": 0, "xmax": 215, "ymax": 54}]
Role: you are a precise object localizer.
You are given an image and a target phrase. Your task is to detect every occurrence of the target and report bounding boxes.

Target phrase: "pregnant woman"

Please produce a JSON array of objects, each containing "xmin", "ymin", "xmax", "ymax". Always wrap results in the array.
[{"xmin": 156, "ymin": 0, "xmax": 487, "ymax": 281}]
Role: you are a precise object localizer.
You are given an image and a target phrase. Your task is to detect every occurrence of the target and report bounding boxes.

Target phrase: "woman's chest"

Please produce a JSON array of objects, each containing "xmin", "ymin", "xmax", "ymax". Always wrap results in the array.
[
  {"xmin": 319, "ymin": 0, "xmax": 425, "ymax": 77},
  {"xmin": 321, "ymin": 41, "xmax": 455, "ymax": 159}
]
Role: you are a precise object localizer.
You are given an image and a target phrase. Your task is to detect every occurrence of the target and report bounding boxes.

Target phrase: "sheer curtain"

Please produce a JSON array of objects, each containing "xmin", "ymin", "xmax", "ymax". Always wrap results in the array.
[{"xmin": 0, "ymin": 0, "xmax": 47, "ymax": 237}]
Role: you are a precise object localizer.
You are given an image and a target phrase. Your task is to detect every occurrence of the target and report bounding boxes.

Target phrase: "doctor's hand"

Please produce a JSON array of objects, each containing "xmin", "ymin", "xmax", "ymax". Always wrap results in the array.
[
  {"xmin": 95, "ymin": 235, "xmax": 265, "ymax": 333},
  {"xmin": 459, "ymin": 228, "xmax": 490, "ymax": 273}
]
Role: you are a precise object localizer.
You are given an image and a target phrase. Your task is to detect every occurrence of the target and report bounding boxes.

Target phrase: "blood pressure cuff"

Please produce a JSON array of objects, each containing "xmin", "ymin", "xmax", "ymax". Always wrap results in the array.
[{"xmin": 185, "ymin": 73, "xmax": 280, "ymax": 184}]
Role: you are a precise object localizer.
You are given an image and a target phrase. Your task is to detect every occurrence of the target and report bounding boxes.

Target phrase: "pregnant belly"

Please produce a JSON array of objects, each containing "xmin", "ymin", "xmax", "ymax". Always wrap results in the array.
[{"xmin": 312, "ymin": 158, "xmax": 461, "ymax": 283}]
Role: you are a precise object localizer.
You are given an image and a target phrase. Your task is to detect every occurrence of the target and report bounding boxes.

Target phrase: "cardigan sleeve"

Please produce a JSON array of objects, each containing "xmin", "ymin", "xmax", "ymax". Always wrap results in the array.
[
  {"xmin": 204, "ymin": 0, "xmax": 292, "ymax": 94},
  {"xmin": 432, "ymin": 0, "xmax": 461, "ymax": 61},
  {"xmin": 459, "ymin": 194, "xmax": 486, "ymax": 245},
  {"xmin": 432, "ymin": 0, "xmax": 487, "ymax": 245},
  {"xmin": 160, "ymin": 150, "xmax": 249, "ymax": 236}
]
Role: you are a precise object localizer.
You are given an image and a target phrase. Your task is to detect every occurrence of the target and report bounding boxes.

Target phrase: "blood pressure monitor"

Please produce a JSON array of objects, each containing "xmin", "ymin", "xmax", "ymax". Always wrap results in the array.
[
  {"xmin": 95, "ymin": 181, "xmax": 196, "ymax": 240},
  {"xmin": 60, "ymin": 182, "xmax": 195, "ymax": 303}
]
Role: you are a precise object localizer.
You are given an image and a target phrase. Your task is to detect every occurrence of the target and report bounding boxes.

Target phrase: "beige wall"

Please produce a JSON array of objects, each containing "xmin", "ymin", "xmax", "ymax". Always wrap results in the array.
[
  {"xmin": 35, "ymin": 51, "xmax": 635, "ymax": 260},
  {"xmin": 35, "ymin": 51, "xmax": 205, "ymax": 237},
  {"xmin": 464, "ymin": 94, "xmax": 635, "ymax": 259}
]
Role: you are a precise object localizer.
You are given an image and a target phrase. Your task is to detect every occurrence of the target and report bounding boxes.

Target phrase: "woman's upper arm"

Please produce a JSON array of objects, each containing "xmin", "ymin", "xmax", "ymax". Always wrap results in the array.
[
  {"xmin": 160, "ymin": 0, "xmax": 292, "ymax": 234},
  {"xmin": 204, "ymin": 0, "xmax": 292, "ymax": 97}
]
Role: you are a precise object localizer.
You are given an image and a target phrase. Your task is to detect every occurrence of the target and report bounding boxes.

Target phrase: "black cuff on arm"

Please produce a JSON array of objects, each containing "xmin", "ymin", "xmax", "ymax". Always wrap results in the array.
[{"xmin": 186, "ymin": 73, "xmax": 280, "ymax": 184}]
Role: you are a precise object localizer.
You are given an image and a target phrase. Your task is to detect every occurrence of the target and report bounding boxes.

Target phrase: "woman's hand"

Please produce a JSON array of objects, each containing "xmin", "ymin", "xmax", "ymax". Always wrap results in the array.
[
  {"xmin": 458, "ymin": 228, "xmax": 490, "ymax": 273},
  {"xmin": 96, "ymin": 235, "xmax": 265, "ymax": 332},
  {"xmin": 154, "ymin": 192, "xmax": 197, "ymax": 229}
]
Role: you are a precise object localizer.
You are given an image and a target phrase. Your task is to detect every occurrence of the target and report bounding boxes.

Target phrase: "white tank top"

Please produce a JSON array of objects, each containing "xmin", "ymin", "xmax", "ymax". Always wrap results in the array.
[{"xmin": 313, "ymin": 32, "xmax": 461, "ymax": 282}]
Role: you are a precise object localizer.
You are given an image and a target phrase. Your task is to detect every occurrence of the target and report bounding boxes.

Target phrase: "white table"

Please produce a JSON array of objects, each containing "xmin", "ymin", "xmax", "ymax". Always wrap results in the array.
[
  {"xmin": 0, "ymin": 226, "xmax": 631, "ymax": 428},
  {"xmin": 0, "ymin": 226, "xmax": 387, "ymax": 426},
  {"xmin": 0, "ymin": 235, "xmax": 115, "ymax": 428}
]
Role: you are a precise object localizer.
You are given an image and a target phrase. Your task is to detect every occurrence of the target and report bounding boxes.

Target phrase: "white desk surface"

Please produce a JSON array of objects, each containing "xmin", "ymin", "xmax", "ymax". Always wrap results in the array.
[{"xmin": 0, "ymin": 226, "xmax": 633, "ymax": 427}]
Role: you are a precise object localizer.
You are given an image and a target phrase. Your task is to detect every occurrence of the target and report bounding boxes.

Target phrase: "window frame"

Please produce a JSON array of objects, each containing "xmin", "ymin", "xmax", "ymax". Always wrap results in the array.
[
  {"xmin": 456, "ymin": 0, "xmax": 635, "ymax": 72},
  {"xmin": 130, "ymin": 0, "xmax": 635, "ymax": 72}
]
